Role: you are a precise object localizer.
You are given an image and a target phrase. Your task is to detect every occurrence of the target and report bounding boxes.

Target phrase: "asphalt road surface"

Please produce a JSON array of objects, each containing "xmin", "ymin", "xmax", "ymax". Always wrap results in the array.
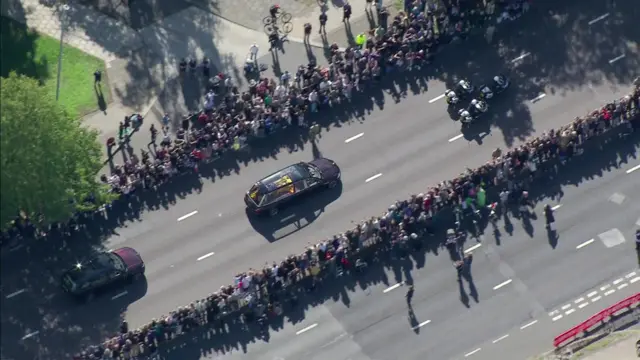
[
  {"xmin": 1, "ymin": 0, "xmax": 639, "ymax": 359},
  {"xmin": 142, "ymin": 146, "xmax": 640, "ymax": 360}
]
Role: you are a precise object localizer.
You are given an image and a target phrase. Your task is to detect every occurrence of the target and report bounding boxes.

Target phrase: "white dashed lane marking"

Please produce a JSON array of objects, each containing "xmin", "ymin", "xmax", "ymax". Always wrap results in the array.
[
  {"xmin": 609, "ymin": 54, "xmax": 625, "ymax": 64},
  {"xmin": 588, "ymin": 13, "xmax": 609, "ymax": 25},
  {"xmin": 627, "ymin": 164, "xmax": 640, "ymax": 174},
  {"xmin": 464, "ymin": 243, "xmax": 482, "ymax": 253},
  {"xmin": 520, "ymin": 320, "xmax": 537, "ymax": 330},
  {"xmin": 428, "ymin": 94, "xmax": 445, "ymax": 103},
  {"xmin": 576, "ymin": 239, "xmax": 594, "ymax": 249},
  {"xmin": 345, "ymin": 132, "xmax": 364, "ymax": 143},
  {"xmin": 296, "ymin": 323, "xmax": 318, "ymax": 335},
  {"xmin": 177, "ymin": 211, "xmax": 198, "ymax": 222},
  {"xmin": 492, "ymin": 334, "xmax": 509, "ymax": 343},
  {"xmin": 111, "ymin": 291, "xmax": 128, "ymax": 300},
  {"xmin": 412, "ymin": 320, "xmax": 431, "ymax": 330},
  {"xmin": 5, "ymin": 289, "xmax": 26, "ymax": 299},
  {"xmin": 449, "ymin": 134, "xmax": 464, "ymax": 143},
  {"xmin": 21, "ymin": 331, "xmax": 40, "ymax": 340},
  {"xmin": 465, "ymin": 348, "xmax": 481, "ymax": 357},
  {"xmin": 365, "ymin": 173, "xmax": 383, "ymax": 183},
  {"xmin": 531, "ymin": 93, "xmax": 546, "ymax": 102},
  {"xmin": 511, "ymin": 52, "xmax": 530, "ymax": 63},
  {"xmin": 383, "ymin": 283, "xmax": 403, "ymax": 293},
  {"xmin": 196, "ymin": 252, "xmax": 215, "ymax": 261},
  {"xmin": 493, "ymin": 279, "xmax": 512, "ymax": 290},
  {"xmin": 551, "ymin": 204, "xmax": 562, "ymax": 211}
]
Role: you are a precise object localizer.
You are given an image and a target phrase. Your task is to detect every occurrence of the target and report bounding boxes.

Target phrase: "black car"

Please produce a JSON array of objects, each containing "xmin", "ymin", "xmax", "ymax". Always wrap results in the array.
[
  {"xmin": 61, "ymin": 247, "xmax": 145, "ymax": 298},
  {"xmin": 245, "ymin": 158, "xmax": 341, "ymax": 216}
]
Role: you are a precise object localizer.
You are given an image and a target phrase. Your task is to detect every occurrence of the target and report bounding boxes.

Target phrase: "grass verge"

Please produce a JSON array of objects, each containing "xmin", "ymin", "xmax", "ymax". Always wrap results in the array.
[{"xmin": 0, "ymin": 16, "xmax": 110, "ymax": 117}]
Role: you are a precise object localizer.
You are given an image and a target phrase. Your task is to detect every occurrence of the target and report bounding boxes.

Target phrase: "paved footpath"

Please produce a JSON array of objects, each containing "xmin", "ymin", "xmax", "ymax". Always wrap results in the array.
[{"xmin": 2, "ymin": 0, "xmax": 272, "ymax": 169}]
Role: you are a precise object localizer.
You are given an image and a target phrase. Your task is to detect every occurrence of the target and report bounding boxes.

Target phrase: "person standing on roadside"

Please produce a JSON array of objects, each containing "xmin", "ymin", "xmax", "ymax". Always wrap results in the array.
[
  {"xmin": 343, "ymin": 2, "xmax": 352, "ymax": 23},
  {"xmin": 319, "ymin": 11, "xmax": 327, "ymax": 34},
  {"xmin": 303, "ymin": 23, "xmax": 312, "ymax": 43},
  {"xmin": 249, "ymin": 43, "xmax": 259, "ymax": 61}
]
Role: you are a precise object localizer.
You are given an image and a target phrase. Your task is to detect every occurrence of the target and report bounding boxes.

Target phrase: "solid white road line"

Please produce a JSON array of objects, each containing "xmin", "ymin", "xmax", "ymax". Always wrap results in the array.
[
  {"xmin": 383, "ymin": 283, "xmax": 403, "ymax": 293},
  {"xmin": 587, "ymin": 291, "xmax": 598, "ymax": 298},
  {"xmin": 448, "ymin": 134, "xmax": 464, "ymax": 143},
  {"xmin": 464, "ymin": 243, "xmax": 482, "ymax": 254},
  {"xmin": 197, "ymin": 252, "xmax": 215, "ymax": 261},
  {"xmin": 520, "ymin": 320, "xmax": 538, "ymax": 330},
  {"xmin": 552, "ymin": 315, "xmax": 563, "ymax": 321},
  {"xmin": 531, "ymin": 93, "xmax": 546, "ymax": 102},
  {"xmin": 588, "ymin": 13, "xmax": 610, "ymax": 25},
  {"xmin": 413, "ymin": 320, "xmax": 432, "ymax": 330},
  {"xmin": 630, "ymin": 277, "xmax": 640, "ymax": 284},
  {"xmin": 617, "ymin": 283, "xmax": 628, "ymax": 290},
  {"xmin": 428, "ymin": 94, "xmax": 445, "ymax": 103},
  {"xmin": 576, "ymin": 239, "xmax": 595, "ymax": 249},
  {"xmin": 365, "ymin": 173, "xmax": 383, "ymax": 183},
  {"xmin": 492, "ymin": 334, "xmax": 510, "ymax": 343},
  {"xmin": 177, "ymin": 211, "xmax": 198, "ymax": 222},
  {"xmin": 296, "ymin": 323, "xmax": 318, "ymax": 335},
  {"xmin": 591, "ymin": 296, "xmax": 602, "ymax": 302},
  {"xmin": 493, "ymin": 279, "xmax": 512, "ymax": 290},
  {"xmin": 604, "ymin": 289, "xmax": 616, "ymax": 296},
  {"xmin": 21, "ymin": 331, "xmax": 40, "ymax": 340},
  {"xmin": 5, "ymin": 289, "xmax": 26, "ymax": 299},
  {"xmin": 578, "ymin": 302, "xmax": 589, "ymax": 309},
  {"xmin": 465, "ymin": 348, "xmax": 482, "ymax": 357},
  {"xmin": 551, "ymin": 204, "xmax": 562, "ymax": 211},
  {"xmin": 609, "ymin": 54, "xmax": 625, "ymax": 64},
  {"xmin": 511, "ymin": 52, "xmax": 530, "ymax": 63},
  {"xmin": 345, "ymin": 132, "xmax": 364, "ymax": 143},
  {"xmin": 626, "ymin": 164, "xmax": 640, "ymax": 174},
  {"xmin": 613, "ymin": 278, "xmax": 624, "ymax": 285},
  {"xmin": 111, "ymin": 291, "xmax": 128, "ymax": 300}
]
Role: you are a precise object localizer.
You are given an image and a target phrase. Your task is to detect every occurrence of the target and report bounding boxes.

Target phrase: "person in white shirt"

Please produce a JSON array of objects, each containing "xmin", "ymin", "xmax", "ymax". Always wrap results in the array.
[{"xmin": 250, "ymin": 43, "xmax": 259, "ymax": 61}]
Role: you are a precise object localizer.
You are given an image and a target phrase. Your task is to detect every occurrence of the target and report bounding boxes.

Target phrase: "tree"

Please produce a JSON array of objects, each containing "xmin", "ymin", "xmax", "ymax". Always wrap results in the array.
[{"xmin": 0, "ymin": 72, "xmax": 115, "ymax": 230}]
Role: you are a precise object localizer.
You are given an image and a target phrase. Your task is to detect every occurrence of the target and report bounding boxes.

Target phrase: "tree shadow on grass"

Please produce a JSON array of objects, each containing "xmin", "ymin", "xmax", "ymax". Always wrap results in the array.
[{"xmin": 0, "ymin": 15, "xmax": 51, "ymax": 84}]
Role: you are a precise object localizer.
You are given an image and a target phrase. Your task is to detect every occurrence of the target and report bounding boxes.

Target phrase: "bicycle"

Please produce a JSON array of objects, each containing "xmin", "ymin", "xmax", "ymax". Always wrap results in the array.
[
  {"xmin": 264, "ymin": 22, "xmax": 293, "ymax": 35},
  {"xmin": 263, "ymin": 11, "xmax": 292, "ymax": 26}
]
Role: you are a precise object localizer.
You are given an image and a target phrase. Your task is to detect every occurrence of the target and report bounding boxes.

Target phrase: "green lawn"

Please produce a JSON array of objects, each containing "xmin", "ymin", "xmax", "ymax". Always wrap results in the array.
[{"xmin": 1, "ymin": 16, "xmax": 110, "ymax": 117}]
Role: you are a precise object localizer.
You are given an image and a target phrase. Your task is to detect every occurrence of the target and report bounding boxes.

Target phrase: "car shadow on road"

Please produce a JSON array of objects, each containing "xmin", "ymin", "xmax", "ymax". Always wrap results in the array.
[{"xmin": 246, "ymin": 183, "xmax": 343, "ymax": 242}]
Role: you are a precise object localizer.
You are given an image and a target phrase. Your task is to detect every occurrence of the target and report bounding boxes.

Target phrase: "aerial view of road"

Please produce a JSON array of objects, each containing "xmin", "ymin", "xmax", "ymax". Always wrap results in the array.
[{"xmin": 1, "ymin": 0, "xmax": 639, "ymax": 359}]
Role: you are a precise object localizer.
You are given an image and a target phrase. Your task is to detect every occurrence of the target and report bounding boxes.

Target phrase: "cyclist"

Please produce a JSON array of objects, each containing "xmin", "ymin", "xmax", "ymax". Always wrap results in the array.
[{"xmin": 269, "ymin": 4, "xmax": 280, "ymax": 19}]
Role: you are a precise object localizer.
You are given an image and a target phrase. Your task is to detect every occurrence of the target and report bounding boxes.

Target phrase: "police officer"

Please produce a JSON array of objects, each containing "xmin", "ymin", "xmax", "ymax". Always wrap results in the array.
[{"xmin": 635, "ymin": 229, "xmax": 640, "ymax": 250}]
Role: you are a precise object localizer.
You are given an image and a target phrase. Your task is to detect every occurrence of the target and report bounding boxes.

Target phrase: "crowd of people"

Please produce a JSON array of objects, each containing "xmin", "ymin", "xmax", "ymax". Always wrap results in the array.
[
  {"xmin": 0, "ymin": 0, "xmax": 533, "ymax": 249},
  {"xmin": 73, "ymin": 75, "xmax": 639, "ymax": 359}
]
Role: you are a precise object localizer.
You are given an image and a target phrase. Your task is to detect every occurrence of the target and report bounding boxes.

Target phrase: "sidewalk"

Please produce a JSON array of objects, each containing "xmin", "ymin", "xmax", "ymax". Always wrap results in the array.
[
  {"xmin": 579, "ymin": 335, "xmax": 638, "ymax": 360},
  {"xmin": 290, "ymin": 0, "xmax": 396, "ymax": 43},
  {"xmin": 3, "ymin": 0, "xmax": 269, "ymax": 172}
]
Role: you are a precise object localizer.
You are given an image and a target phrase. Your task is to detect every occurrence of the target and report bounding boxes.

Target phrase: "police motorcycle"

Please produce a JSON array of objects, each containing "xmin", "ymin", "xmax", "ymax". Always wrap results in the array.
[
  {"xmin": 445, "ymin": 79, "xmax": 474, "ymax": 106},
  {"xmin": 458, "ymin": 99, "xmax": 488, "ymax": 125},
  {"xmin": 479, "ymin": 75, "xmax": 510, "ymax": 100},
  {"xmin": 445, "ymin": 89, "xmax": 460, "ymax": 106},
  {"xmin": 457, "ymin": 79, "xmax": 475, "ymax": 96}
]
